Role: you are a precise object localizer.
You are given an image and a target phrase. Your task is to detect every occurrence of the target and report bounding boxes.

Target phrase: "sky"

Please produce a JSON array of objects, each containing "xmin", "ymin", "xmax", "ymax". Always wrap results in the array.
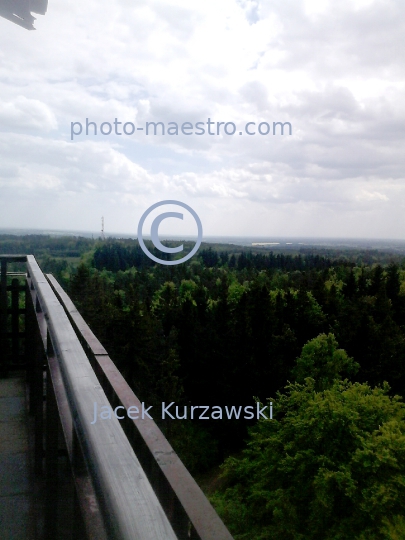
[{"xmin": 0, "ymin": 0, "xmax": 404, "ymax": 239}]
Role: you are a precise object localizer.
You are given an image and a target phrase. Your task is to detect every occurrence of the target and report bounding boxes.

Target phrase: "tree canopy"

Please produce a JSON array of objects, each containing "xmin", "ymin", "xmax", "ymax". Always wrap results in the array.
[
  {"xmin": 212, "ymin": 375, "xmax": 405, "ymax": 540},
  {"xmin": 292, "ymin": 333, "xmax": 359, "ymax": 390}
]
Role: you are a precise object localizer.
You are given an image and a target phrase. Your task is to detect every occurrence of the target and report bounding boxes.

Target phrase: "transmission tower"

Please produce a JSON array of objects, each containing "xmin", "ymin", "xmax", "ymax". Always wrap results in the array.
[{"xmin": 101, "ymin": 216, "xmax": 105, "ymax": 240}]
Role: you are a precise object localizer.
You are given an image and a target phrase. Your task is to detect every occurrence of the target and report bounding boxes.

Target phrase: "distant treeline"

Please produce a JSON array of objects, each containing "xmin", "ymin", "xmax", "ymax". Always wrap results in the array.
[
  {"xmin": 0, "ymin": 234, "xmax": 94, "ymax": 258},
  {"xmin": 93, "ymin": 243, "xmax": 342, "ymax": 272}
]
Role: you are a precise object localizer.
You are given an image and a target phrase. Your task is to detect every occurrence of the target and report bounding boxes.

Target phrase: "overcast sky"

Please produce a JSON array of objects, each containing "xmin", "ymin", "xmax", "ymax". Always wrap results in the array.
[{"xmin": 0, "ymin": 0, "xmax": 404, "ymax": 238}]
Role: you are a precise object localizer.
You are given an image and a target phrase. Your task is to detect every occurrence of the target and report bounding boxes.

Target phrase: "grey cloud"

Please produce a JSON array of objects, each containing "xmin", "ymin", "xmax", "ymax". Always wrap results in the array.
[
  {"xmin": 264, "ymin": 0, "xmax": 405, "ymax": 76},
  {"xmin": 239, "ymin": 81, "xmax": 271, "ymax": 112},
  {"xmin": 237, "ymin": 0, "xmax": 261, "ymax": 24}
]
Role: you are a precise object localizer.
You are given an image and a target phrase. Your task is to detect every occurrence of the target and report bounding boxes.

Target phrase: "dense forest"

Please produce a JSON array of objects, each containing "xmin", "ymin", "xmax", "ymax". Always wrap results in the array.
[{"xmin": 1, "ymin": 235, "xmax": 405, "ymax": 539}]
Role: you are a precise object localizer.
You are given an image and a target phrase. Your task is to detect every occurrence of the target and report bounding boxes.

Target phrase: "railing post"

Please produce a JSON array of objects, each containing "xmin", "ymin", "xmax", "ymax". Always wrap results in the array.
[
  {"xmin": 25, "ymin": 280, "xmax": 36, "ymax": 414},
  {"xmin": 33, "ymin": 328, "xmax": 45, "ymax": 474},
  {"xmin": 11, "ymin": 278, "xmax": 20, "ymax": 365},
  {"xmin": 72, "ymin": 429, "xmax": 87, "ymax": 538},
  {"xmin": 25, "ymin": 282, "xmax": 45, "ymax": 474},
  {"xmin": 0, "ymin": 258, "xmax": 8, "ymax": 376},
  {"xmin": 45, "ymin": 360, "xmax": 59, "ymax": 539}
]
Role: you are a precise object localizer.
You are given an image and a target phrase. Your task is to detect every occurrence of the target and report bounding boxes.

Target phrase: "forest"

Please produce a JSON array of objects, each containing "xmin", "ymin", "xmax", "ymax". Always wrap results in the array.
[{"xmin": 1, "ymin": 234, "xmax": 405, "ymax": 539}]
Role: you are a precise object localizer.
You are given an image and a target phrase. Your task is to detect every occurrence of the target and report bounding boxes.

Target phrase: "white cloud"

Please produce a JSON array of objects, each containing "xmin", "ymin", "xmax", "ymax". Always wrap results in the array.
[
  {"xmin": 0, "ymin": 0, "xmax": 404, "ymax": 237},
  {"xmin": 0, "ymin": 96, "xmax": 57, "ymax": 131}
]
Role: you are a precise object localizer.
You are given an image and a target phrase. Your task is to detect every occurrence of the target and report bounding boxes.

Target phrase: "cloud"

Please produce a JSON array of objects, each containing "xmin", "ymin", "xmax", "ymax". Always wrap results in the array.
[
  {"xmin": 0, "ymin": 0, "xmax": 404, "ymax": 237},
  {"xmin": 0, "ymin": 96, "xmax": 57, "ymax": 131}
]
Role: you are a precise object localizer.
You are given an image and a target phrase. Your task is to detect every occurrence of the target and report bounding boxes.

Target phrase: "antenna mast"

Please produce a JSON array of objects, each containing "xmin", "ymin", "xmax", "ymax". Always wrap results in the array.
[{"xmin": 101, "ymin": 216, "xmax": 105, "ymax": 240}]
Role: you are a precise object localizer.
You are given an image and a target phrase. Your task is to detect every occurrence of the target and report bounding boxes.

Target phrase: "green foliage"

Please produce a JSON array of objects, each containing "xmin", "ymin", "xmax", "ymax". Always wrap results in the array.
[
  {"xmin": 65, "ymin": 242, "xmax": 405, "ymax": 479},
  {"xmin": 378, "ymin": 515, "xmax": 405, "ymax": 539},
  {"xmin": 292, "ymin": 333, "xmax": 359, "ymax": 390},
  {"xmin": 0, "ymin": 234, "xmax": 94, "ymax": 258},
  {"xmin": 212, "ymin": 379, "xmax": 405, "ymax": 540},
  {"xmin": 164, "ymin": 421, "xmax": 219, "ymax": 474},
  {"xmin": 4, "ymin": 234, "xmax": 405, "ymax": 535},
  {"xmin": 227, "ymin": 280, "xmax": 246, "ymax": 306}
]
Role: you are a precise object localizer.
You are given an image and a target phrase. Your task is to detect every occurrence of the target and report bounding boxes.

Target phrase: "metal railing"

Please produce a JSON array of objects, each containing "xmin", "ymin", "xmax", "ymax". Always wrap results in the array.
[
  {"xmin": 0, "ymin": 254, "xmax": 27, "ymax": 374},
  {"xmin": 0, "ymin": 255, "xmax": 234, "ymax": 540}
]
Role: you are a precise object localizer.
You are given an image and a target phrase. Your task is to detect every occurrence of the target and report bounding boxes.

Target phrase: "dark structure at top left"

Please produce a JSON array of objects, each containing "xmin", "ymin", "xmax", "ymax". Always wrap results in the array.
[{"xmin": 0, "ymin": 0, "xmax": 48, "ymax": 30}]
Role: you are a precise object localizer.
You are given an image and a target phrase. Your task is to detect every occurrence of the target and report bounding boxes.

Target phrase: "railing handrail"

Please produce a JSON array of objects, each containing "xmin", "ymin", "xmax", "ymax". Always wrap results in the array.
[
  {"xmin": 26, "ymin": 255, "xmax": 178, "ymax": 540},
  {"xmin": 0, "ymin": 253, "xmax": 234, "ymax": 540},
  {"xmin": 0, "ymin": 254, "xmax": 28, "ymax": 261},
  {"xmin": 47, "ymin": 273, "xmax": 235, "ymax": 540}
]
